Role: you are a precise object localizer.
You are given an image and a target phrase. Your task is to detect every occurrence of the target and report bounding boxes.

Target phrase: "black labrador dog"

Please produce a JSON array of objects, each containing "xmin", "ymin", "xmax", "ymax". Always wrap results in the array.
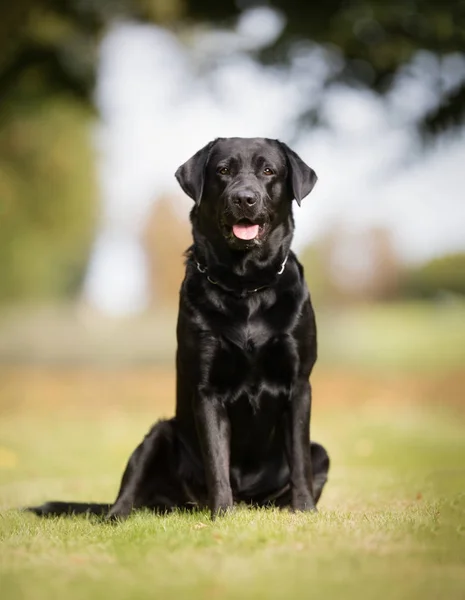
[{"xmin": 28, "ymin": 137, "xmax": 330, "ymax": 520}]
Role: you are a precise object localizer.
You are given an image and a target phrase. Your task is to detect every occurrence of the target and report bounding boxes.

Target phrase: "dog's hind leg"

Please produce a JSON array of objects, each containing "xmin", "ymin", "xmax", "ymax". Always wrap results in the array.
[
  {"xmin": 310, "ymin": 442, "xmax": 330, "ymax": 504},
  {"xmin": 264, "ymin": 441, "xmax": 330, "ymax": 510},
  {"xmin": 106, "ymin": 418, "xmax": 195, "ymax": 520}
]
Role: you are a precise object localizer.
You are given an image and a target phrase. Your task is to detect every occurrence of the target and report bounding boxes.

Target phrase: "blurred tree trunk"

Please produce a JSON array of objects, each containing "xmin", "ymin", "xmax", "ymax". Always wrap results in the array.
[{"xmin": 141, "ymin": 196, "xmax": 191, "ymax": 309}]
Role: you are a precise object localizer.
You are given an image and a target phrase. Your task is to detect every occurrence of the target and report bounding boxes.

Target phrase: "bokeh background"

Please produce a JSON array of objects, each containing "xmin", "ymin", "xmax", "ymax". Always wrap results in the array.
[
  {"xmin": 1, "ymin": 0, "xmax": 465, "ymax": 363},
  {"xmin": 1, "ymin": 0, "xmax": 465, "ymax": 506}
]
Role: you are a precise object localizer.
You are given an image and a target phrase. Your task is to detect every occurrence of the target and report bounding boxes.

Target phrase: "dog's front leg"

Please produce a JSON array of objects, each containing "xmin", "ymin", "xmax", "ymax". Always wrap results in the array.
[
  {"xmin": 194, "ymin": 394, "xmax": 233, "ymax": 519},
  {"xmin": 288, "ymin": 379, "xmax": 316, "ymax": 512}
]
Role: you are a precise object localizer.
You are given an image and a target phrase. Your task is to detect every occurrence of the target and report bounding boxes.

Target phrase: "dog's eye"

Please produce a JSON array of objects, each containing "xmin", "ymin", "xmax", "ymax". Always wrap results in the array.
[
  {"xmin": 263, "ymin": 167, "xmax": 274, "ymax": 176},
  {"xmin": 218, "ymin": 167, "xmax": 230, "ymax": 175}
]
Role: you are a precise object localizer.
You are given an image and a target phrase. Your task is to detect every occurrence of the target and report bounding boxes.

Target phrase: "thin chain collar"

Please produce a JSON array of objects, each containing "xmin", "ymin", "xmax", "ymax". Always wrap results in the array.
[{"xmin": 195, "ymin": 255, "xmax": 288, "ymax": 295}]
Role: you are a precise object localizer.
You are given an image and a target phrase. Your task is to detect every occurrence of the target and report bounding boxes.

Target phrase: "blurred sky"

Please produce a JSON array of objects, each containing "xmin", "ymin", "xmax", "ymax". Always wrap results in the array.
[{"xmin": 84, "ymin": 9, "xmax": 465, "ymax": 315}]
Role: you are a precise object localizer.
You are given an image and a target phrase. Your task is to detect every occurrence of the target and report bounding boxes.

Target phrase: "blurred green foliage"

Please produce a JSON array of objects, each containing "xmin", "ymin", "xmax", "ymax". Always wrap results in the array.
[
  {"xmin": 0, "ymin": 99, "xmax": 96, "ymax": 303},
  {"xmin": 1, "ymin": 1, "xmax": 465, "ymax": 134},
  {"xmin": 0, "ymin": 1, "xmax": 464, "ymax": 304},
  {"xmin": 402, "ymin": 253, "xmax": 465, "ymax": 299},
  {"xmin": 301, "ymin": 231, "xmax": 465, "ymax": 308},
  {"xmin": 300, "ymin": 243, "xmax": 335, "ymax": 309}
]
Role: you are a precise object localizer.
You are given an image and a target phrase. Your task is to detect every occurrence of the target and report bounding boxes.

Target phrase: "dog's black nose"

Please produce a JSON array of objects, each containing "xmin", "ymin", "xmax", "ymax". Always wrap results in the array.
[{"xmin": 233, "ymin": 192, "xmax": 256, "ymax": 208}]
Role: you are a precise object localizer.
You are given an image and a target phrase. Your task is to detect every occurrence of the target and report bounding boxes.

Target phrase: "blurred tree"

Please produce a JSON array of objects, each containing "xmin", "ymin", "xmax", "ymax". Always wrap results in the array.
[
  {"xmin": 0, "ymin": 99, "xmax": 97, "ymax": 303},
  {"xmin": 1, "ymin": 0, "xmax": 464, "ymax": 135},
  {"xmin": 1, "ymin": 0, "xmax": 464, "ymax": 305},
  {"xmin": 401, "ymin": 253, "xmax": 465, "ymax": 298}
]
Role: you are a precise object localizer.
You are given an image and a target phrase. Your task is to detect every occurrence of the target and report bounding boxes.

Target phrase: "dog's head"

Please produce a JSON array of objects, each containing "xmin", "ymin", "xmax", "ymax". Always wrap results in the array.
[{"xmin": 175, "ymin": 137, "xmax": 317, "ymax": 250}]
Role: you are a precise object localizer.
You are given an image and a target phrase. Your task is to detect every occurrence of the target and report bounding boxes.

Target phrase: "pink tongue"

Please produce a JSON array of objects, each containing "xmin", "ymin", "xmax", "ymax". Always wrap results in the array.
[{"xmin": 232, "ymin": 223, "xmax": 259, "ymax": 240}]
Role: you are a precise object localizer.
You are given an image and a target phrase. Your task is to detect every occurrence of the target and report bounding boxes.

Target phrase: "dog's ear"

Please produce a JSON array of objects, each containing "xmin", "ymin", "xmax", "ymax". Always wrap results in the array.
[
  {"xmin": 278, "ymin": 141, "xmax": 317, "ymax": 206},
  {"xmin": 175, "ymin": 140, "xmax": 216, "ymax": 205}
]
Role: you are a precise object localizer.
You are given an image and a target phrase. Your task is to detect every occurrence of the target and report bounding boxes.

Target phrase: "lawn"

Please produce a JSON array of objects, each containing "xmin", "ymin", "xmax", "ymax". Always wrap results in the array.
[
  {"xmin": 1, "ymin": 365, "xmax": 464, "ymax": 599},
  {"xmin": 318, "ymin": 299, "xmax": 465, "ymax": 371}
]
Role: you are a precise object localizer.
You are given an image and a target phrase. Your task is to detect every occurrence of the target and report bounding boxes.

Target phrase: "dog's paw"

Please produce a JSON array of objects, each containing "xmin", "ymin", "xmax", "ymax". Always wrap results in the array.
[
  {"xmin": 105, "ymin": 502, "xmax": 133, "ymax": 523},
  {"xmin": 210, "ymin": 503, "xmax": 234, "ymax": 520},
  {"xmin": 210, "ymin": 490, "xmax": 234, "ymax": 520},
  {"xmin": 292, "ymin": 492, "xmax": 317, "ymax": 513}
]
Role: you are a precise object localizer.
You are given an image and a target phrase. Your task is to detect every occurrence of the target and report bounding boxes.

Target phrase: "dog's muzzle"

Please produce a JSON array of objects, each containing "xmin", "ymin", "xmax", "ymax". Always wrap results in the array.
[{"xmin": 223, "ymin": 189, "xmax": 267, "ymax": 242}]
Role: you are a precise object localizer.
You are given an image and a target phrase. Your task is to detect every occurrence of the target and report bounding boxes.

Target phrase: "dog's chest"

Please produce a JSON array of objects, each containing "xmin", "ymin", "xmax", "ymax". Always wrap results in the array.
[{"xmin": 206, "ymin": 310, "xmax": 298, "ymax": 397}]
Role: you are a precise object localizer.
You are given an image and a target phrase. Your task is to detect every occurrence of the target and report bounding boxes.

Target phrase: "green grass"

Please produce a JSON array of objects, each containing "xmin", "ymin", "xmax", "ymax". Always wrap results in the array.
[
  {"xmin": 318, "ymin": 299, "xmax": 465, "ymax": 371},
  {"xmin": 1, "ymin": 380, "xmax": 465, "ymax": 600}
]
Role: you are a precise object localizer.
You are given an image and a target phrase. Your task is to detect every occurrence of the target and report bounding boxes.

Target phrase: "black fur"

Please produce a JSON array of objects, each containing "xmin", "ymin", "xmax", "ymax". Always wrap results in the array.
[{"xmin": 27, "ymin": 137, "xmax": 329, "ymax": 521}]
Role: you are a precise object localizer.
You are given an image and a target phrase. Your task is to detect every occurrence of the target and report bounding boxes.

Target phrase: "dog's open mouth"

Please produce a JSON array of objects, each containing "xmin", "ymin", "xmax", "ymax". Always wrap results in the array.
[
  {"xmin": 229, "ymin": 219, "xmax": 267, "ymax": 241},
  {"xmin": 232, "ymin": 220, "xmax": 260, "ymax": 240},
  {"xmin": 221, "ymin": 217, "xmax": 268, "ymax": 245}
]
